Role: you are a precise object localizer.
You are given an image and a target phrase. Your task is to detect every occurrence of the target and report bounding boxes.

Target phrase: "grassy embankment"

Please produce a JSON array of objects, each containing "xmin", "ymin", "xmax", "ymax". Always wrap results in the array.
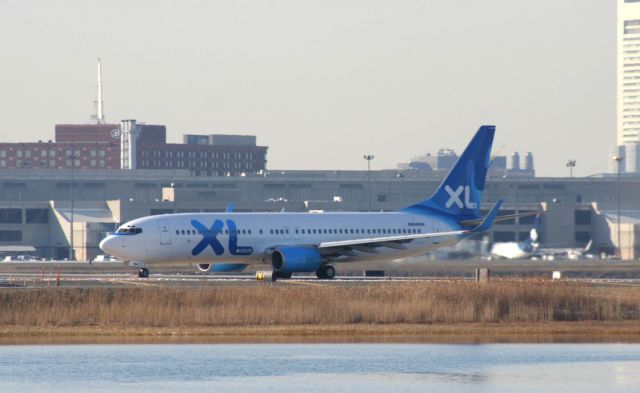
[{"xmin": 1, "ymin": 281, "xmax": 639, "ymax": 340}]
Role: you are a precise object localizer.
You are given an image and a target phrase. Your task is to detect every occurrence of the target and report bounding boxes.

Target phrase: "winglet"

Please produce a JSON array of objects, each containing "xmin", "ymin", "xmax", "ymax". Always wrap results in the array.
[
  {"xmin": 468, "ymin": 199, "xmax": 502, "ymax": 233},
  {"xmin": 225, "ymin": 203, "xmax": 236, "ymax": 213}
]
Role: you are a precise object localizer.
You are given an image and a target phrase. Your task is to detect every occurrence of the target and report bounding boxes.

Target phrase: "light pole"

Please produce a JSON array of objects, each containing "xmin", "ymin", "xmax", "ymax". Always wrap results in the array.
[
  {"xmin": 363, "ymin": 155, "xmax": 374, "ymax": 212},
  {"xmin": 613, "ymin": 155, "xmax": 624, "ymax": 258},
  {"xmin": 566, "ymin": 159, "xmax": 576, "ymax": 178},
  {"xmin": 170, "ymin": 182, "xmax": 176, "ymax": 213},
  {"xmin": 69, "ymin": 149, "xmax": 78, "ymax": 261}
]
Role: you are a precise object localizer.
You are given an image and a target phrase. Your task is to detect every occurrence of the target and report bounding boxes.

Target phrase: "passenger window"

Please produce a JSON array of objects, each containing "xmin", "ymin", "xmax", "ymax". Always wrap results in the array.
[
  {"xmin": 350, "ymin": 229, "xmax": 354, "ymax": 234},
  {"xmin": 367, "ymin": 229, "xmax": 371, "ymax": 234},
  {"xmin": 181, "ymin": 230, "xmax": 185, "ymax": 235},
  {"xmin": 313, "ymin": 229, "xmax": 317, "ymax": 234},
  {"xmin": 259, "ymin": 229, "xmax": 263, "ymax": 234},
  {"xmin": 302, "ymin": 229, "xmax": 305, "ymax": 234},
  {"xmin": 286, "ymin": 229, "xmax": 289, "ymax": 234},
  {"xmin": 248, "ymin": 229, "xmax": 252, "ymax": 235},
  {"xmin": 176, "ymin": 230, "xmax": 179, "ymax": 235}
]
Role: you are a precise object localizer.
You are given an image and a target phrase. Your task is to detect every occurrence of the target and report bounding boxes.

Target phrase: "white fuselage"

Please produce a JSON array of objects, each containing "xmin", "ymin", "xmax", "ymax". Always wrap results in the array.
[{"xmin": 100, "ymin": 211, "xmax": 460, "ymax": 267}]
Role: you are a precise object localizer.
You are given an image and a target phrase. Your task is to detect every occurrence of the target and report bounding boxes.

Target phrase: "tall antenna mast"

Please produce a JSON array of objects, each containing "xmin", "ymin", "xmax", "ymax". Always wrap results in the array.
[{"xmin": 93, "ymin": 58, "xmax": 105, "ymax": 124}]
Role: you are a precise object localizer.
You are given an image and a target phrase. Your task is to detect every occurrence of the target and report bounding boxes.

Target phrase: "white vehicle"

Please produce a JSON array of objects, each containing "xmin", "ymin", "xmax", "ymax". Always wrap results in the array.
[
  {"xmin": 101, "ymin": 126, "xmax": 507, "ymax": 279},
  {"xmin": 93, "ymin": 254, "xmax": 117, "ymax": 262}
]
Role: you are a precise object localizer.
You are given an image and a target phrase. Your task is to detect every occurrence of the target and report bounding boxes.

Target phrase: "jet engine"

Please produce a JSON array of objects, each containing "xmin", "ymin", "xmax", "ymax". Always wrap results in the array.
[
  {"xmin": 271, "ymin": 247, "xmax": 323, "ymax": 273},
  {"xmin": 197, "ymin": 263, "xmax": 248, "ymax": 273}
]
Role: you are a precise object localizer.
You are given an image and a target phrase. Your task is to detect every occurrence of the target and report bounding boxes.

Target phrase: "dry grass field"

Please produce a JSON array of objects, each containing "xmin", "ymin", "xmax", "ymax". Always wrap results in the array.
[{"xmin": 1, "ymin": 281, "xmax": 639, "ymax": 332}]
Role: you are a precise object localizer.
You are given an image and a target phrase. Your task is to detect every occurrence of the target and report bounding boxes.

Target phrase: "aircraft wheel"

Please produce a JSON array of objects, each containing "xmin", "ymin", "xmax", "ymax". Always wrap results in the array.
[
  {"xmin": 138, "ymin": 268, "xmax": 150, "ymax": 278},
  {"xmin": 316, "ymin": 265, "xmax": 335, "ymax": 280}
]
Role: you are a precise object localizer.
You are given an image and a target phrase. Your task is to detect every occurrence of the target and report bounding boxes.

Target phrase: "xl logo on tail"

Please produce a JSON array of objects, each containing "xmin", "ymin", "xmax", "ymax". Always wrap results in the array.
[{"xmin": 445, "ymin": 185, "xmax": 477, "ymax": 209}]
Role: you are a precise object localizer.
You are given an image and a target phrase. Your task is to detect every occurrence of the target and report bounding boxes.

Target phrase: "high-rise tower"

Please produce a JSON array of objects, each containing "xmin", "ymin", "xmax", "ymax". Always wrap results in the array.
[{"xmin": 618, "ymin": 0, "xmax": 640, "ymax": 146}]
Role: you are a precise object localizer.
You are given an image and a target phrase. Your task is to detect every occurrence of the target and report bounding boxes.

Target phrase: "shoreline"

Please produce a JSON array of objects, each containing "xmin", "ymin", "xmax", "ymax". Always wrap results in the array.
[{"xmin": 1, "ymin": 322, "xmax": 640, "ymax": 344}]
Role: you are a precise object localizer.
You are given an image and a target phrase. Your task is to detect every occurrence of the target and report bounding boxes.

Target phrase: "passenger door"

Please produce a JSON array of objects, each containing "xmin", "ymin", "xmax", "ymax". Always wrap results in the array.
[{"xmin": 159, "ymin": 224, "xmax": 172, "ymax": 245}]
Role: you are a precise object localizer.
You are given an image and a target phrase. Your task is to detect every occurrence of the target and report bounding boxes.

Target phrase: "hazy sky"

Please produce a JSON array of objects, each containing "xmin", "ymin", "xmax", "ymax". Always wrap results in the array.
[{"xmin": 0, "ymin": 0, "xmax": 615, "ymax": 177}]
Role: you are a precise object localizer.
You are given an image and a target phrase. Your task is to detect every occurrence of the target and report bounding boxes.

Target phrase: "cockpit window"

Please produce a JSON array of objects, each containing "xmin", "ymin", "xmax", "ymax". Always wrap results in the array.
[{"xmin": 116, "ymin": 227, "xmax": 143, "ymax": 235}]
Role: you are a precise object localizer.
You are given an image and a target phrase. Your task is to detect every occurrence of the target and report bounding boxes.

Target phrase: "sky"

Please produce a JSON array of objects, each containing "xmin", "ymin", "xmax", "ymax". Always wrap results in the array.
[{"xmin": 0, "ymin": 0, "xmax": 615, "ymax": 177}]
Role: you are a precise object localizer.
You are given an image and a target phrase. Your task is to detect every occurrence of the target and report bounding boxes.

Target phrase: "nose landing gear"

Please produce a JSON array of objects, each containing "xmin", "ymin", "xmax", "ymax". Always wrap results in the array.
[{"xmin": 138, "ymin": 268, "xmax": 150, "ymax": 278}]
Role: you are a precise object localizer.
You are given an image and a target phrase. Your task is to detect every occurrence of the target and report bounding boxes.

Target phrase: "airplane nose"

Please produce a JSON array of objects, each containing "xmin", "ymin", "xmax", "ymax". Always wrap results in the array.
[{"xmin": 99, "ymin": 235, "xmax": 116, "ymax": 255}]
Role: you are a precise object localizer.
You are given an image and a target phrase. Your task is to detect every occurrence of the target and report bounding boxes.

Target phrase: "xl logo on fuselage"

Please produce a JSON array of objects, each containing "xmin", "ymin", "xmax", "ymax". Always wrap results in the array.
[
  {"xmin": 444, "ymin": 185, "xmax": 477, "ymax": 209},
  {"xmin": 190, "ymin": 219, "xmax": 253, "ymax": 256}
]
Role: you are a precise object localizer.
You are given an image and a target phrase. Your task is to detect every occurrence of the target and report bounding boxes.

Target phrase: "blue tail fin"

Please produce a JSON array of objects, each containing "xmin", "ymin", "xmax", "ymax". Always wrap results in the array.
[
  {"xmin": 522, "ymin": 214, "xmax": 540, "ymax": 251},
  {"xmin": 402, "ymin": 125, "xmax": 495, "ymax": 220}
]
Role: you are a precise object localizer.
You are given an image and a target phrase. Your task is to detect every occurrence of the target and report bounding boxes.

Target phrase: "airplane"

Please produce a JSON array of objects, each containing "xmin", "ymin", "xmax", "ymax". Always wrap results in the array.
[
  {"xmin": 537, "ymin": 240, "xmax": 594, "ymax": 261},
  {"xmin": 489, "ymin": 215, "xmax": 540, "ymax": 260},
  {"xmin": 100, "ymin": 125, "xmax": 504, "ymax": 280},
  {"xmin": 489, "ymin": 214, "xmax": 594, "ymax": 260}
]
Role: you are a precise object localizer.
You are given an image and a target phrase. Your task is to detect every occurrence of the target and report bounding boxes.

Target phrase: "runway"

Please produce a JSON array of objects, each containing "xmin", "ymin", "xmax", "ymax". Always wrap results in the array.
[{"xmin": 1, "ymin": 259, "xmax": 640, "ymax": 288}]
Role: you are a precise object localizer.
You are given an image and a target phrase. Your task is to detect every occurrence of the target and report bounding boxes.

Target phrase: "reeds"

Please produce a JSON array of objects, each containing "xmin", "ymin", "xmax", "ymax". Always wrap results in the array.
[{"xmin": 0, "ymin": 281, "xmax": 639, "ymax": 328}]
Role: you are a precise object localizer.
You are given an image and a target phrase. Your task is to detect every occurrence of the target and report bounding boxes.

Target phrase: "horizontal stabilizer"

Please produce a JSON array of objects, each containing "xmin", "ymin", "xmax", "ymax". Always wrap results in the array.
[
  {"xmin": 467, "ymin": 200, "xmax": 502, "ymax": 233},
  {"xmin": 460, "ymin": 209, "xmax": 543, "ymax": 227}
]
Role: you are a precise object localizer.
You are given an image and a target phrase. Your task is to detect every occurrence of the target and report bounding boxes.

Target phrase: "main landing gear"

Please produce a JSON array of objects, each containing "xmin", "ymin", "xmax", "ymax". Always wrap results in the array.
[
  {"xmin": 138, "ymin": 267, "xmax": 150, "ymax": 278},
  {"xmin": 256, "ymin": 266, "xmax": 336, "ymax": 282},
  {"xmin": 316, "ymin": 265, "xmax": 336, "ymax": 280}
]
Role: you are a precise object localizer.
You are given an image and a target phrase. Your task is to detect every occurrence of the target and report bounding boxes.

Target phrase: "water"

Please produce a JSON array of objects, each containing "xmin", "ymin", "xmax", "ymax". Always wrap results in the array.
[{"xmin": 0, "ymin": 344, "xmax": 639, "ymax": 393}]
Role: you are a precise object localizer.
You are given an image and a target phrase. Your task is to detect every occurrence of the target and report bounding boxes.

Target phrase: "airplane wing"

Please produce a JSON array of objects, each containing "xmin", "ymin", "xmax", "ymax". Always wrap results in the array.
[{"xmin": 317, "ymin": 200, "xmax": 502, "ymax": 251}]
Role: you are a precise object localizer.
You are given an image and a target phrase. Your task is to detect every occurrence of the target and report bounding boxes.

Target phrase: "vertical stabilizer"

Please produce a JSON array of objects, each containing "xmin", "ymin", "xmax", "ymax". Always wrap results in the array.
[{"xmin": 402, "ymin": 125, "xmax": 495, "ymax": 220}]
